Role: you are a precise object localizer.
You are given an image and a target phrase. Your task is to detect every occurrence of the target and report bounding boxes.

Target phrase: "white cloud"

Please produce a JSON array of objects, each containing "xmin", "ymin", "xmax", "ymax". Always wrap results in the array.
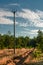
[
  {"xmin": 19, "ymin": 22, "xmax": 29, "ymax": 27},
  {"xmin": 9, "ymin": 3, "xmax": 19, "ymax": 6},
  {"xmin": 21, "ymin": 30, "xmax": 38, "ymax": 34},
  {"xmin": 36, "ymin": 22, "xmax": 43, "ymax": 27},
  {"xmin": 16, "ymin": 9, "xmax": 43, "ymax": 27},
  {"xmin": 20, "ymin": 29, "xmax": 43, "ymax": 38},
  {"xmin": 0, "ymin": 9, "xmax": 18, "ymax": 25},
  {"xmin": 30, "ymin": 30, "xmax": 38, "ymax": 34},
  {"xmin": 0, "ymin": 10, "xmax": 13, "ymax": 17},
  {"xmin": 0, "ymin": 17, "xmax": 13, "ymax": 24},
  {"xmin": 20, "ymin": 30, "xmax": 38, "ymax": 38},
  {"xmin": 36, "ymin": 10, "xmax": 43, "ymax": 18}
]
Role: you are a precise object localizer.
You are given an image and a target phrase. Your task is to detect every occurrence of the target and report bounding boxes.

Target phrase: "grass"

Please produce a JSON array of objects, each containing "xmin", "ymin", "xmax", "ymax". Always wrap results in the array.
[{"xmin": 0, "ymin": 48, "xmax": 43, "ymax": 65}]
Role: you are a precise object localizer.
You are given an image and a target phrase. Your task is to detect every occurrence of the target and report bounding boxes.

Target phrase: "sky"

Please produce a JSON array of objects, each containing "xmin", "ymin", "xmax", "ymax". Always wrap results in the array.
[{"xmin": 0, "ymin": 0, "xmax": 43, "ymax": 38}]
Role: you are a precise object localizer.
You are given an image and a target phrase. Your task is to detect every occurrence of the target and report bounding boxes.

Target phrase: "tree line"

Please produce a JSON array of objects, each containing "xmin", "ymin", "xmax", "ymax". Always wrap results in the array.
[{"xmin": 0, "ymin": 30, "xmax": 43, "ymax": 52}]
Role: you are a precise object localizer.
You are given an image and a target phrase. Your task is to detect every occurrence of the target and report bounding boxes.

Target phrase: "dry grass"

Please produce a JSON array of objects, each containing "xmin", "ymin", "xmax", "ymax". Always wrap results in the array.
[{"xmin": 0, "ymin": 48, "xmax": 43, "ymax": 65}]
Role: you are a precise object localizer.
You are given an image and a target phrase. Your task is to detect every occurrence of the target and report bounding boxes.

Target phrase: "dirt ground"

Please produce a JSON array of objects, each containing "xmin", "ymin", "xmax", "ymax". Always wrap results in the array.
[{"xmin": 0, "ymin": 48, "xmax": 43, "ymax": 65}]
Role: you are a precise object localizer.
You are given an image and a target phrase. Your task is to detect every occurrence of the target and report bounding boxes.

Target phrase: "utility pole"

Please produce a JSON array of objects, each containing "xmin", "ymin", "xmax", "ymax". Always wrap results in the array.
[{"xmin": 13, "ymin": 11, "xmax": 16, "ymax": 54}]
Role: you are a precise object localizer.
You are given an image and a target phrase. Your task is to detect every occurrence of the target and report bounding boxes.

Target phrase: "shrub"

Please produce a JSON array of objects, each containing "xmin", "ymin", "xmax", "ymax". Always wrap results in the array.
[{"xmin": 32, "ymin": 50, "xmax": 41, "ymax": 58}]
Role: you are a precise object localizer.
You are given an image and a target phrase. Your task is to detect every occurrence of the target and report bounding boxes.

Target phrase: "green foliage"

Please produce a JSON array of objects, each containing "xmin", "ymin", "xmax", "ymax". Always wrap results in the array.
[
  {"xmin": 33, "ymin": 50, "xmax": 42, "ymax": 58},
  {"xmin": 0, "ymin": 30, "xmax": 43, "ymax": 51},
  {"xmin": 36, "ymin": 30, "xmax": 43, "ymax": 52},
  {"xmin": 29, "ymin": 38, "xmax": 37, "ymax": 48}
]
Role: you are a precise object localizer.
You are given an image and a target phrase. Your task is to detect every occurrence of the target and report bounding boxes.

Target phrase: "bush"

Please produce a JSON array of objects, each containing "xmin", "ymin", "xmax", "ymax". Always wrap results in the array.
[{"xmin": 33, "ymin": 50, "xmax": 41, "ymax": 58}]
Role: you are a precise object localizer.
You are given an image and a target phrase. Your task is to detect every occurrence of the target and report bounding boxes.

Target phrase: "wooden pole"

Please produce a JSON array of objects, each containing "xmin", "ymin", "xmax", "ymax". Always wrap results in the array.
[{"xmin": 13, "ymin": 11, "xmax": 16, "ymax": 54}]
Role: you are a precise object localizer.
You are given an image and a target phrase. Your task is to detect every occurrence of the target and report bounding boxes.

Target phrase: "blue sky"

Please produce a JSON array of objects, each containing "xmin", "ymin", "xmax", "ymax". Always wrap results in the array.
[{"xmin": 0, "ymin": 0, "xmax": 43, "ymax": 38}]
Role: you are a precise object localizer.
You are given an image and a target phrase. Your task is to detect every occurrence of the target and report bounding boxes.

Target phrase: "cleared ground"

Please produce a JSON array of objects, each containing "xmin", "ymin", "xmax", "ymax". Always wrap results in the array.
[{"xmin": 0, "ymin": 48, "xmax": 43, "ymax": 65}]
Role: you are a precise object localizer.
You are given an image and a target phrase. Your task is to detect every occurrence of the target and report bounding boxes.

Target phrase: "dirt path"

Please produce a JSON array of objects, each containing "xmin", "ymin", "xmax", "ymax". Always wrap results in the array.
[
  {"xmin": 0, "ymin": 48, "xmax": 34, "ymax": 65},
  {"xmin": 13, "ymin": 48, "xmax": 34, "ymax": 65}
]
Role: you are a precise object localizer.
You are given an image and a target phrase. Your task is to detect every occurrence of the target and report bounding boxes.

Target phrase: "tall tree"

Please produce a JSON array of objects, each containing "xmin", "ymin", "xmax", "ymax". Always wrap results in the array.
[{"xmin": 37, "ymin": 30, "xmax": 43, "ymax": 52}]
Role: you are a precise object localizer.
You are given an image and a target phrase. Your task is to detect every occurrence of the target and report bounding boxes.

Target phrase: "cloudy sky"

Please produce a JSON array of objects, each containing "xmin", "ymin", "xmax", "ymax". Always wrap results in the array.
[{"xmin": 0, "ymin": 0, "xmax": 43, "ymax": 38}]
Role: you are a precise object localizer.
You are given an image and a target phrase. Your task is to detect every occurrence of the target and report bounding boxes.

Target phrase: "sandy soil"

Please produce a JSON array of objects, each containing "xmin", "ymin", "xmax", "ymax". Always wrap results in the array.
[{"xmin": 0, "ymin": 48, "xmax": 34, "ymax": 65}]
